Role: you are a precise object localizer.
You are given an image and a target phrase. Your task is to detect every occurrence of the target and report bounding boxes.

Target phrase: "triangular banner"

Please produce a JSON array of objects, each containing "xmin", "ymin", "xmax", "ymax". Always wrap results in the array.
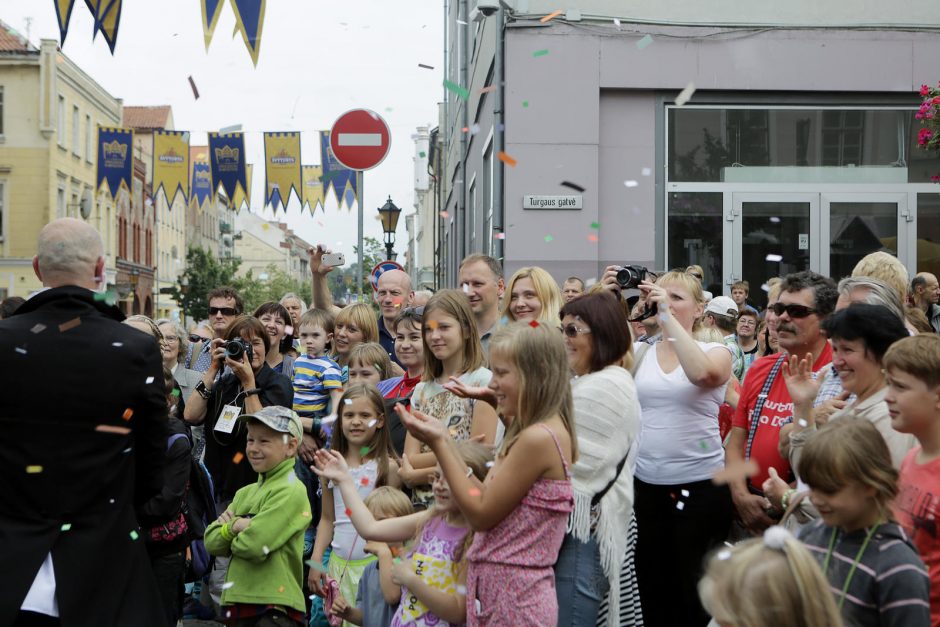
[
  {"xmin": 263, "ymin": 132, "xmax": 301, "ymax": 211},
  {"xmin": 152, "ymin": 130, "xmax": 190, "ymax": 208},
  {"xmin": 201, "ymin": 0, "xmax": 224, "ymax": 51},
  {"xmin": 231, "ymin": 163, "xmax": 252, "ymax": 212},
  {"xmin": 96, "ymin": 0, "xmax": 121, "ymax": 53},
  {"xmin": 319, "ymin": 131, "xmax": 356, "ymax": 210},
  {"xmin": 302, "ymin": 165, "xmax": 325, "ymax": 214},
  {"xmin": 229, "ymin": 0, "xmax": 266, "ymax": 66},
  {"xmin": 54, "ymin": 0, "xmax": 76, "ymax": 46}
]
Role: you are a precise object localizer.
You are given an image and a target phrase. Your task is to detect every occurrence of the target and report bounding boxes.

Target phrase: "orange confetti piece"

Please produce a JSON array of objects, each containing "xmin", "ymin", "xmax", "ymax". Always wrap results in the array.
[
  {"xmin": 479, "ymin": 85, "xmax": 496, "ymax": 94},
  {"xmin": 360, "ymin": 477, "xmax": 370, "ymax": 487},
  {"xmin": 588, "ymin": 234, "xmax": 598, "ymax": 243},
  {"xmin": 278, "ymin": 585, "xmax": 285, "ymax": 593},
  {"xmin": 301, "ymin": 510, "xmax": 311, "ymax": 518},
  {"xmin": 468, "ymin": 488, "xmax": 481, "ymax": 497},
  {"xmin": 122, "ymin": 408, "xmax": 133, "ymax": 421},
  {"xmin": 232, "ymin": 452, "xmax": 244, "ymax": 465},
  {"xmin": 58, "ymin": 318, "xmax": 81, "ymax": 332},
  {"xmin": 540, "ymin": 9, "xmax": 563, "ymax": 22},
  {"xmin": 711, "ymin": 459, "xmax": 759, "ymax": 486},
  {"xmin": 96, "ymin": 424, "xmax": 131, "ymax": 435},
  {"xmin": 528, "ymin": 320, "xmax": 540, "ymax": 328},
  {"xmin": 461, "ymin": 127, "xmax": 469, "ymax": 133},
  {"xmin": 497, "ymin": 151, "xmax": 517, "ymax": 167}
]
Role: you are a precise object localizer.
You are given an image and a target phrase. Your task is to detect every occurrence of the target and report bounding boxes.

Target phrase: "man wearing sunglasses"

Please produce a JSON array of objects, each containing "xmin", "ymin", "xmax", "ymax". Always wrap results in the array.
[
  {"xmin": 725, "ymin": 271, "xmax": 838, "ymax": 536},
  {"xmin": 188, "ymin": 286, "xmax": 244, "ymax": 373}
]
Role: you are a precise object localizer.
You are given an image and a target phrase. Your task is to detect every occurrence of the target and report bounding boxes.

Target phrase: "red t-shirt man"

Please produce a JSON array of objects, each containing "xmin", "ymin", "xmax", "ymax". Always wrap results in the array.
[{"xmin": 732, "ymin": 342, "xmax": 833, "ymax": 487}]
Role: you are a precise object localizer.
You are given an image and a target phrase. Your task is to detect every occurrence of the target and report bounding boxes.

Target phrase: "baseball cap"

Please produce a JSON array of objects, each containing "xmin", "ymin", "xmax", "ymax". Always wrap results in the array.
[
  {"xmin": 239, "ymin": 406, "xmax": 303, "ymax": 441},
  {"xmin": 704, "ymin": 295, "xmax": 739, "ymax": 318}
]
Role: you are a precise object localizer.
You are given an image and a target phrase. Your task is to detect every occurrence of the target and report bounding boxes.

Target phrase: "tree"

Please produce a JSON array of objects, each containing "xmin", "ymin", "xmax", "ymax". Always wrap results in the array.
[
  {"xmin": 170, "ymin": 246, "xmax": 241, "ymax": 322},
  {"xmin": 235, "ymin": 266, "xmax": 312, "ymax": 314},
  {"xmin": 327, "ymin": 237, "xmax": 386, "ymax": 303}
]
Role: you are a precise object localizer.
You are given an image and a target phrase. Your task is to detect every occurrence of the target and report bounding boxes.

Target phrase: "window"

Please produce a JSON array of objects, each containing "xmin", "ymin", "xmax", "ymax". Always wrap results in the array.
[
  {"xmin": 0, "ymin": 86, "xmax": 4, "ymax": 136},
  {"xmin": 469, "ymin": 179, "xmax": 477, "ymax": 252},
  {"xmin": 918, "ymin": 194, "xmax": 940, "ymax": 279},
  {"xmin": 667, "ymin": 192, "xmax": 723, "ymax": 287},
  {"xmin": 57, "ymin": 187, "xmax": 66, "ymax": 219},
  {"xmin": 85, "ymin": 115, "xmax": 92, "ymax": 162},
  {"xmin": 72, "ymin": 105, "xmax": 79, "ymax": 155},
  {"xmin": 0, "ymin": 180, "xmax": 5, "ymax": 242},
  {"xmin": 57, "ymin": 95, "xmax": 66, "ymax": 147}
]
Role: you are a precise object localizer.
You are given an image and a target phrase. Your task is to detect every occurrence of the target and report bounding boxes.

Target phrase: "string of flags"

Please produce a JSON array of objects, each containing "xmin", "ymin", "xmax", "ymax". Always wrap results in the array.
[
  {"xmin": 54, "ymin": 0, "xmax": 266, "ymax": 66},
  {"xmin": 95, "ymin": 127, "xmax": 359, "ymax": 214}
]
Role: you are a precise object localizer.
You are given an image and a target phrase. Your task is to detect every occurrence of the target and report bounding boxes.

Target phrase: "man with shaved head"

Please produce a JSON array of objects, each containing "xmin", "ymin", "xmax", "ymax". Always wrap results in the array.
[
  {"xmin": 911, "ymin": 272, "xmax": 940, "ymax": 333},
  {"xmin": 0, "ymin": 218, "xmax": 168, "ymax": 626},
  {"xmin": 309, "ymin": 245, "xmax": 414, "ymax": 366}
]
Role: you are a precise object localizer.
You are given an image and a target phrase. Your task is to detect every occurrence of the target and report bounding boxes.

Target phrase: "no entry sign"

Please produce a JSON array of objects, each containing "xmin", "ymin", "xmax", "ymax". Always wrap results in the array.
[{"xmin": 329, "ymin": 109, "xmax": 391, "ymax": 171}]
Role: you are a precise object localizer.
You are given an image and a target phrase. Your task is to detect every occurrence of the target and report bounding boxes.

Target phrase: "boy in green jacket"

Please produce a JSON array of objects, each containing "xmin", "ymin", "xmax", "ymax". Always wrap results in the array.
[{"xmin": 204, "ymin": 406, "xmax": 311, "ymax": 626}]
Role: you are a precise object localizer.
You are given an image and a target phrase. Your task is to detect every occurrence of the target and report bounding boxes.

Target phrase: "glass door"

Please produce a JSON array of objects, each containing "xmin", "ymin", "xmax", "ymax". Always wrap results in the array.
[
  {"xmin": 729, "ymin": 193, "xmax": 819, "ymax": 309},
  {"xmin": 819, "ymin": 193, "xmax": 909, "ymax": 279}
]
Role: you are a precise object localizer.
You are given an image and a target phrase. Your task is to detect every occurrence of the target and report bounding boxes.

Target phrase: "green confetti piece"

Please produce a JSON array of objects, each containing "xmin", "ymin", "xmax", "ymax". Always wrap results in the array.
[
  {"xmin": 360, "ymin": 446, "xmax": 371, "ymax": 456},
  {"xmin": 522, "ymin": 101, "xmax": 529, "ymax": 108},
  {"xmin": 636, "ymin": 35, "xmax": 653, "ymax": 50},
  {"xmin": 129, "ymin": 530, "xmax": 139, "ymax": 540},
  {"xmin": 172, "ymin": 388, "xmax": 181, "ymax": 397},
  {"xmin": 61, "ymin": 523, "xmax": 72, "ymax": 531},
  {"xmin": 699, "ymin": 439, "xmax": 709, "ymax": 451},
  {"xmin": 590, "ymin": 221, "xmax": 600, "ymax": 229},
  {"xmin": 419, "ymin": 151, "xmax": 426, "ymax": 158},
  {"xmin": 443, "ymin": 79, "xmax": 469, "ymax": 101},
  {"xmin": 544, "ymin": 235, "xmax": 554, "ymax": 243},
  {"xmin": 533, "ymin": 49, "xmax": 549, "ymax": 58},
  {"xmin": 394, "ymin": 557, "xmax": 402, "ymax": 564}
]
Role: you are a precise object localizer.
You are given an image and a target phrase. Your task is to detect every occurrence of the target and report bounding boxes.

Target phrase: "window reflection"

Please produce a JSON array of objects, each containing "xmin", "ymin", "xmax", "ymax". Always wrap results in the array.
[
  {"xmin": 917, "ymin": 194, "xmax": 940, "ymax": 279},
  {"xmin": 668, "ymin": 192, "xmax": 723, "ymax": 294}
]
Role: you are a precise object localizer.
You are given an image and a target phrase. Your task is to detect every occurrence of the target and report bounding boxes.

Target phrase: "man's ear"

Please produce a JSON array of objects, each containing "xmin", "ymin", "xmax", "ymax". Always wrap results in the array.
[
  {"xmin": 496, "ymin": 278, "xmax": 506, "ymax": 298},
  {"xmin": 32, "ymin": 256, "xmax": 42, "ymax": 282},
  {"xmin": 94, "ymin": 256, "xmax": 105, "ymax": 284}
]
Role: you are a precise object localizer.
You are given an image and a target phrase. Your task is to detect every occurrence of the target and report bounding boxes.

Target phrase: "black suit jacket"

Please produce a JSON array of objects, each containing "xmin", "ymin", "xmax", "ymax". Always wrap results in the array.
[{"xmin": 0, "ymin": 286, "xmax": 168, "ymax": 627}]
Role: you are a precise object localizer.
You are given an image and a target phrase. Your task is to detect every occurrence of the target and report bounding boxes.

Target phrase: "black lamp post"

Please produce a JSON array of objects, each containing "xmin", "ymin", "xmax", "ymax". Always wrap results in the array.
[{"xmin": 377, "ymin": 196, "xmax": 402, "ymax": 261}]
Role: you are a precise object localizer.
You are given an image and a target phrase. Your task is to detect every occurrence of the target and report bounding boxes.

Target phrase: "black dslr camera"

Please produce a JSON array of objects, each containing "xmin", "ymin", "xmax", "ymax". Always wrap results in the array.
[
  {"xmin": 224, "ymin": 337, "xmax": 253, "ymax": 361},
  {"xmin": 616, "ymin": 265, "xmax": 650, "ymax": 290}
]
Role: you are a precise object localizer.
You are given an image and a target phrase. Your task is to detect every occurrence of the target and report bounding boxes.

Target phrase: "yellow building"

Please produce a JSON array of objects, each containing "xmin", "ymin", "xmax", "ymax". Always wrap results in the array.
[{"xmin": 0, "ymin": 29, "xmax": 122, "ymax": 298}]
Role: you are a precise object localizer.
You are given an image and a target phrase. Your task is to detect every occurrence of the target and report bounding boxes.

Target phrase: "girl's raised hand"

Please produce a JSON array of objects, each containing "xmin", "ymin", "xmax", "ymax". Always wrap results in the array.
[
  {"xmin": 310, "ymin": 449, "xmax": 351, "ymax": 482},
  {"xmin": 443, "ymin": 376, "xmax": 496, "ymax": 405},
  {"xmin": 395, "ymin": 404, "xmax": 448, "ymax": 444}
]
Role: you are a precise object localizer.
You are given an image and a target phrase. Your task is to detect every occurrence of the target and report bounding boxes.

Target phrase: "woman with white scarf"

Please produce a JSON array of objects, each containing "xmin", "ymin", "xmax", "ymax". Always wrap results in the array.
[{"xmin": 554, "ymin": 290, "xmax": 642, "ymax": 626}]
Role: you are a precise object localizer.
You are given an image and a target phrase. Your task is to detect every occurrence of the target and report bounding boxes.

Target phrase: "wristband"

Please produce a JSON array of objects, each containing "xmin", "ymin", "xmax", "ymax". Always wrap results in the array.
[
  {"xmin": 195, "ymin": 380, "xmax": 212, "ymax": 400},
  {"xmin": 243, "ymin": 388, "xmax": 261, "ymax": 397},
  {"xmin": 781, "ymin": 488, "xmax": 798, "ymax": 510},
  {"xmin": 220, "ymin": 520, "xmax": 235, "ymax": 541}
]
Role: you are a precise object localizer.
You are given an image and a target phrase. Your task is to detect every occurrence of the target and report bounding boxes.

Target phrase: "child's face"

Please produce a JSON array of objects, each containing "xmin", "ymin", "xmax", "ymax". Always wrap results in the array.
[
  {"xmin": 245, "ymin": 422, "xmax": 298, "ymax": 474},
  {"xmin": 299, "ymin": 323, "xmax": 331, "ymax": 357},
  {"xmin": 424, "ymin": 311, "xmax": 464, "ymax": 365},
  {"xmin": 808, "ymin": 481, "xmax": 877, "ymax": 532},
  {"xmin": 394, "ymin": 320, "xmax": 424, "ymax": 370},
  {"xmin": 488, "ymin": 350, "xmax": 520, "ymax": 418},
  {"xmin": 341, "ymin": 396, "xmax": 384, "ymax": 448},
  {"xmin": 885, "ymin": 368, "xmax": 940, "ymax": 435},
  {"xmin": 348, "ymin": 362, "xmax": 382, "ymax": 387},
  {"xmin": 430, "ymin": 464, "xmax": 458, "ymax": 513}
]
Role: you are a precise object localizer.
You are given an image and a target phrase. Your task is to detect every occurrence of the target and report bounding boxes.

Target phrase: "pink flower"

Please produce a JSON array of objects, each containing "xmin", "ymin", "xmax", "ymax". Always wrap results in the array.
[
  {"xmin": 919, "ymin": 127, "xmax": 934, "ymax": 146},
  {"xmin": 932, "ymin": 175, "xmax": 940, "ymax": 183},
  {"xmin": 922, "ymin": 85, "xmax": 931, "ymax": 97}
]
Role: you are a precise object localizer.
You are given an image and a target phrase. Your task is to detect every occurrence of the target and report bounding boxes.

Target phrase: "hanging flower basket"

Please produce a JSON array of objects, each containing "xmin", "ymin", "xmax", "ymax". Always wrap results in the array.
[{"xmin": 916, "ymin": 83, "xmax": 940, "ymax": 182}]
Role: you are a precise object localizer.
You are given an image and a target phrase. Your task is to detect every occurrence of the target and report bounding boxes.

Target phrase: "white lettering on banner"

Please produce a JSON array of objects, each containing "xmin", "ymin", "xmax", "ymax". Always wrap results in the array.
[{"xmin": 337, "ymin": 133, "xmax": 383, "ymax": 146}]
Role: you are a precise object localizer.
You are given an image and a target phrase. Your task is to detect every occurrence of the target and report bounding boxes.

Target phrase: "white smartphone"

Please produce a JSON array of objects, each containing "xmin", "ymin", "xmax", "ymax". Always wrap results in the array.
[{"xmin": 321, "ymin": 252, "xmax": 346, "ymax": 267}]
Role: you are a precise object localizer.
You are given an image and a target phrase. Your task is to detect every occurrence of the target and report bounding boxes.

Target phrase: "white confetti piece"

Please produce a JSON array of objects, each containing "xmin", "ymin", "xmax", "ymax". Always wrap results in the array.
[
  {"xmin": 222, "ymin": 581, "xmax": 235, "ymax": 590},
  {"xmin": 624, "ymin": 180, "xmax": 638, "ymax": 188},
  {"xmin": 717, "ymin": 549, "xmax": 732, "ymax": 560},
  {"xmin": 485, "ymin": 461, "xmax": 495, "ymax": 468},
  {"xmin": 368, "ymin": 420, "xmax": 377, "ymax": 428},
  {"xmin": 344, "ymin": 399, "xmax": 352, "ymax": 405},
  {"xmin": 457, "ymin": 585, "xmax": 467, "ymax": 595},
  {"xmin": 109, "ymin": 498, "xmax": 115, "ymax": 504},
  {"xmin": 145, "ymin": 376, "xmax": 155, "ymax": 384},
  {"xmin": 263, "ymin": 546, "xmax": 270, "ymax": 555},
  {"xmin": 798, "ymin": 419, "xmax": 808, "ymax": 427},
  {"xmin": 585, "ymin": 277, "xmax": 597, "ymax": 287},
  {"xmin": 642, "ymin": 167, "xmax": 652, "ymax": 176},
  {"xmin": 285, "ymin": 326, "xmax": 294, "ymax": 335},
  {"xmin": 675, "ymin": 82, "xmax": 696, "ymax": 107},
  {"xmin": 765, "ymin": 254, "xmax": 783, "ymax": 262},
  {"xmin": 613, "ymin": 18, "xmax": 621, "ymax": 29},
  {"xmin": 30, "ymin": 324, "xmax": 46, "ymax": 334},
  {"xmin": 61, "ymin": 523, "xmax": 72, "ymax": 531},
  {"xmin": 112, "ymin": 342, "xmax": 123, "ymax": 347},
  {"xmin": 676, "ymin": 501, "xmax": 685, "ymax": 510},
  {"xmin": 681, "ymin": 489, "xmax": 690, "ymax": 497},
  {"xmin": 463, "ymin": 283, "xmax": 470, "ymax": 293},
  {"xmin": 15, "ymin": 347, "xmax": 27, "ymax": 355}
]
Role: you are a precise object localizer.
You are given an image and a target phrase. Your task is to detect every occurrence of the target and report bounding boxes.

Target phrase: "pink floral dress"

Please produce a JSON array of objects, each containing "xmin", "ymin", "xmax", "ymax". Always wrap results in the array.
[{"xmin": 465, "ymin": 424, "xmax": 574, "ymax": 626}]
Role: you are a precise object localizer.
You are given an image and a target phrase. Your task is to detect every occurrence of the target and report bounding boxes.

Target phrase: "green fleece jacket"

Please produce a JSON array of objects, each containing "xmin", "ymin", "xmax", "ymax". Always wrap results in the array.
[{"xmin": 204, "ymin": 457, "xmax": 310, "ymax": 614}]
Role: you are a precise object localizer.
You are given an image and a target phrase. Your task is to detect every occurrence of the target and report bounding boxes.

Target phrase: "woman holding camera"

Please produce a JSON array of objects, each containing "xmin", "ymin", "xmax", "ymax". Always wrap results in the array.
[{"xmin": 183, "ymin": 315, "xmax": 292, "ymax": 504}]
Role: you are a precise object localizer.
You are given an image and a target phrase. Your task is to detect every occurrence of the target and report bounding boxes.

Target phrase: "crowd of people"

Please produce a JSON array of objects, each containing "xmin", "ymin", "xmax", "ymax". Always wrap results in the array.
[{"xmin": 2, "ymin": 218, "xmax": 939, "ymax": 627}]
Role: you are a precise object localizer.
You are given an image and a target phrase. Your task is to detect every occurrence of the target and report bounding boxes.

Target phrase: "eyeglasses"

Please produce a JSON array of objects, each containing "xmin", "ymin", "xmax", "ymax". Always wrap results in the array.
[
  {"xmin": 770, "ymin": 303, "xmax": 817, "ymax": 318},
  {"xmin": 560, "ymin": 323, "xmax": 592, "ymax": 338},
  {"xmin": 737, "ymin": 319, "xmax": 757, "ymax": 327},
  {"xmin": 163, "ymin": 335, "xmax": 180, "ymax": 343},
  {"xmin": 189, "ymin": 334, "xmax": 208, "ymax": 343},
  {"xmin": 208, "ymin": 306, "xmax": 239, "ymax": 316}
]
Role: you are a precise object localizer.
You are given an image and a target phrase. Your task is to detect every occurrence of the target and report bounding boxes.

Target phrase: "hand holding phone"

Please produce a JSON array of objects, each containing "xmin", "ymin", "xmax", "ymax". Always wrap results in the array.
[{"xmin": 321, "ymin": 252, "xmax": 345, "ymax": 267}]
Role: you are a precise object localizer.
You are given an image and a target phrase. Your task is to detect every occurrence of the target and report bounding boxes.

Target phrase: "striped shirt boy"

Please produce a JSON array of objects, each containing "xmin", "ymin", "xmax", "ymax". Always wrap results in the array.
[{"xmin": 292, "ymin": 354, "xmax": 342, "ymax": 415}]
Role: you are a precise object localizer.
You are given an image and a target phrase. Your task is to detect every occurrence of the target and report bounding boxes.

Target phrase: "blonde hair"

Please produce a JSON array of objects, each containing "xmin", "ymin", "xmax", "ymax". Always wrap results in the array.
[
  {"xmin": 851, "ymin": 251, "xmax": 909, "ymax": 307},
  {"xmin": 364, "ymin": 486, "xmax": 414, "ymax": 519},
  {"xmin": 501, "ymin": 266, "xmax": 564, "ymax": 326},
  {"xmin": 695, "ymin": 326, "xmax": 724, "ymax": 343},
  {"xmin": 767, "ymin": 277, "xmax": 783, "ymax": 304},
  {"xmin": 488, "ymin": 322, "xmax": 578, "ymax": 461},
  {"xmin": 699, "ymin": 531, "xmax": 844, "ymax": 627},
  {"xmin": 334, "ymin": 303, "xmax": 379, "ymax": 362},
  {"xmin": 884, "ymin": 334, "xmax": 940, "ymax": 388},
  {"xmin": 656, "ymin": 270, "xmax": 705, "ymax": 333},
  {"xmin": 799, "ymin": 419, "xmax": 899, "ymax": 523},
  {"xmin": 348, "ymin": 342, "xmax": 394, "ymax": 379},
  {"xmin": 422, "ymin": 290, "xmax": 485, "ymax": 381},
  {"xmin": 124, "ymin": 315, "xmax": 166, "ymax": 353}
]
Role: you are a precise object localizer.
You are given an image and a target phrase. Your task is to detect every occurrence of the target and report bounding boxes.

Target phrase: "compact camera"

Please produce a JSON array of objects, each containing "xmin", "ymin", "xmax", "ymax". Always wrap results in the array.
[{"xmin": 224, "ymin": 338, "xmax": 253, "ymax": 361}]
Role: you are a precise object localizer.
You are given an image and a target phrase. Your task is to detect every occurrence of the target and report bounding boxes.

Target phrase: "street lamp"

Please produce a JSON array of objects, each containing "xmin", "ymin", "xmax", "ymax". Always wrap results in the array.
[{"xmin": 377, "ymin": 196, "xmax": 402, "ymax": 261}]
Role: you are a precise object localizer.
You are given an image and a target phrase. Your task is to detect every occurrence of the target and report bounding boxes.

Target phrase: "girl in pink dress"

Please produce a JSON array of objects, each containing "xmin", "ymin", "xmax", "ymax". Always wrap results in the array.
[{"xmin": 396, "ymin": 321, "xmax": 577, "ymax": 626}]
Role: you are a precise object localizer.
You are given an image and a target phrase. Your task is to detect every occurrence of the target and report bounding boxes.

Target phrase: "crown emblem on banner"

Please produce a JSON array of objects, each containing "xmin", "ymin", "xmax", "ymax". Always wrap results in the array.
[
  {"xmin": 159, "ymin": 148, "xmax": 184, "ymax": 163},
  {"xmin": 215, "ymin": 145, "xmax": 240, "ymax": 161},
  {"xmin": 103, "ymin": 140, "xmax": 127, "ymax": 160},
  {"xmin": 195, "ymin": 169, "xmax": 211, "ymax": 182},
  {"xmin": 271, "ymin": 149, "xmax": 295, "ymax": 165}
]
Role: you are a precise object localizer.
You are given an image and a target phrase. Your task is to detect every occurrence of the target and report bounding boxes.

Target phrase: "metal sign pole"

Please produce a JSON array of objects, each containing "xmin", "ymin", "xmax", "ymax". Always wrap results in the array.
[{"xmin": 357, "ymin": 169, "xmax": 364, "ymax": 302}]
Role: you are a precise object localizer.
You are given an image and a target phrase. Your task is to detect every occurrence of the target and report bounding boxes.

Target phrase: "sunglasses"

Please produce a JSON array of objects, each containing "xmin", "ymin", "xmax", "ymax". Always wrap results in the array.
[
  {"xmin": 208, "ymin": 306, "xmax": 239, "ymax": 316},
  {"xmin": 189, "ymin": 334, "xmax": 208, "ymax": 343},
  {"xmin": 560, "ymin": 323, "xmax": 592, "ymax": 338},
  {"xmin": 689, "ymin": 273, "xmax": 703, "ymax": 280},
  {"xmin": 770, "ymin": 303, "xmax": 817, "ymax": 318}
]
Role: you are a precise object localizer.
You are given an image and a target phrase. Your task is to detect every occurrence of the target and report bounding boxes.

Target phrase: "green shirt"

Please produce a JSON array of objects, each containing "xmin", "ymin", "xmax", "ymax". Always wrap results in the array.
[{"xmin": 204, "ymin": 456, "xmax": 310, "ymax": 614}]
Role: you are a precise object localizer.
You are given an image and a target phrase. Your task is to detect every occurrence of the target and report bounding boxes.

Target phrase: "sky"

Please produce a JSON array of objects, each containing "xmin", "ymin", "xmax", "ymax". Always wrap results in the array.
[{"xmin": 4, "ymin": 0, "xmax": 444, "ymax": 262}]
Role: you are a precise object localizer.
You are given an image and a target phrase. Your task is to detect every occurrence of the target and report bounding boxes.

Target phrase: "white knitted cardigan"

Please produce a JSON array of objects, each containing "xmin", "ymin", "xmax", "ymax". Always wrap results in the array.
[{"xmin": 568, "ymin": 365, "xmax": 641, "ymax": 627}]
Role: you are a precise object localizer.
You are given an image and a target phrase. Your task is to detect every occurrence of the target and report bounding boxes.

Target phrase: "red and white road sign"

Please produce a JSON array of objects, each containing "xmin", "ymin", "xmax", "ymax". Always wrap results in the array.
[{"xmin": 329, "ymin": 109, "xmax": 391, "ymax": 171}]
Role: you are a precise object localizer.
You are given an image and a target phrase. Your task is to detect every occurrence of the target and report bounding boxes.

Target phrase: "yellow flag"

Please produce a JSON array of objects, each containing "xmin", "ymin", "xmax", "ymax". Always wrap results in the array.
[
  {"xmin": 153, "ymin": 130, "xmax": 189, "ymax": 207},
  {"xmin": 263, "ymin": 132, "xmax": 301, "ymax": 211},
  {"xmin": 231, "ymin": 164, "xmax": 252, "ymax": 212},
  {"xmin": 302, "ymin": 165, "xmax": 325, "ymax": 214}
]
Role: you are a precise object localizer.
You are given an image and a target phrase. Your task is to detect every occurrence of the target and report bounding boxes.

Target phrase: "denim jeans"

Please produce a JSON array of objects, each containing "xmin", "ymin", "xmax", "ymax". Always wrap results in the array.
[{"xmin": 554, "ymin": 532, "xmax": 609, "ymax": 627}]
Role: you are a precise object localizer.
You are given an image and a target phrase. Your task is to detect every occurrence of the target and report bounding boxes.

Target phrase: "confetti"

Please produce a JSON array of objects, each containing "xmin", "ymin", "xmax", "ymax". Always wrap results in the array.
[
  {"xmin": 15, "ymin": 346, "xmax": 26, "ymax": 355},
  {"xmin": 222, "ymin": 582, "xmax": 235, "ymax": 590},
  {"xmin": 278, "ymin": 586, "xmax": 285, "ymax": 593},
  {"xmin": 418, "ymin": 63, "xmax": 435, "ymax": 70},
  {"xmin": 345, "ymin": 508, "xmax": 352, "ymax": 516},
  {"xmin": 172, "ymin": 389, "xmax": 180, "ymax": 397},
  {"xmin": 232, "ymin": 452, "xmax": 244, "ymax": 464},
  {"xmin": 624, "ymin": 180, "xmax": 639, "ymax": 188},
  {"xmin": 470, "ymin": 123, "xmax": 481, "ymax": 135},
  {"xmin": 711, "ymin": 459, "xmax": 759, "ymax": 486},
  {"xmin": 765, "ymin": 254, "xmax": 783, "ymax": 262},
  {"xmin": 676, "ymin": 501, "xmax": 685, "ymax": 510},
  {"xmin": 419, "ymin": 151, "xmax": 427, "ymax": 158},
  {"xmin": 360, "ymin": 446, "xmax": 371, "ymax": 458},
  {"xmin": 145, "ymin": 376, "xmax": 155, "ymax": 384},
  {"xmin": 485, "ymin": 461, "xmax": 495, "ymax": 468},
  {"xmin": 636, "ymin": 34, "xmax": 654, "ymax": 50},
  {"xmin": 96, "ymin": 424, "xmax": 131, "ymax": 435},
  {"xmin": 642, "ymin": 167, "xmax": 652, "ymax": 176},
  {"xmin": 129, "ymin": 530, "xmax": 139, "ymax": 540},
  {"xmin": 717, "ymin": 549, "xmax": 732, "ymax": 561},
  {"xmin": 122, "ymin": 408, "xmax": 133, "ymax": 421},
  {"xmin": 59, "ymin": 318, "xmax": 81, "ymax": 332},
  {"xmin": 457, "ymin": 585, "xmax": 467, "ymax": 595},
  {"xmin": 61, "ymin": 523, "xmax": 72, "ymax": 531},
  {"xmin": 368, "ymin": 420, "xmax": 377, "ymax": 428},
  {"xmin": 285, "ymin": 325, "xmax": 294, "ymax": 335},
  {"xmin": 30, "ymin": 324, "xmax": 46, "ymax": 334},
  {"xmin": 528, "ymin": 320, "xmax": 540, "ymax": 328},
  {"xmin": 188, "ymin": 75, "xmax": 200, "ymax": 99},
  {"xmin": 468, "ymin": 488, "xmax": 481, "ymax": 497},
  {"xmin": 675, "ymin": 82, "xmax": 696, "ymax": 107},
  {"xmin": 26, "ymin": 464, "xmax": 44, "ymax": 474},
  {"xmin": 443, "ymin": 79, "xmax": 470, "ymax": 101},
  {"xmin": 479, "ymin": 85, "xmax": 496, "ymax": 94},
  {"xmin": 560, "ymin": 181, "xmax": 585, "ymax": 192},
  {"xmin": 588, "ymin": 235, "xmax": 598, "ymax": 243},
  {"xmin": 112, "ymin": 342, "xmax": 123, "ymax": 347},
  {"xmin": 522, "ymin": 100, "xmax": 529, "ymax": 108},
  {"xmin": 540, "ymin": 9, "xmax": 563, "ymax": 22},
  {"xmin": 301, "ymin": 510, "xmax": 311, "ymax": 517},
  {"xmin": 532, "ymin": 49, "xmax": 549, "ymax": 58},
  {"xmin": 440, "ymin": 210, "xmax": 450, "ymax": 219},
  {"xmin": 263, "ymin": 546, "xmax": 270, "ymax": 555},
  {"xmin": 681, "ymin": 489, "xmax": 690, "ymax": 497},
  {"xmin": 613, "ymin": 18, "xmax": 621, "ymax": 29},
  {"xmin": 344, "ymin": 399, "xmax": 353, "ymax": 405},
  {"xmin": 360, "ymin": 477, "xmax": 370, "ymax": 486},
  {"xmin": 544, "ymin": 235, "xmax": 554, "ymax": 243},
  {"xmin": 494, "ymin": 232, "xmax": 506, "ymax": 240},
  {"xmin": 798, "ymin": 419, "xmax": 808, "ymax": 427}
]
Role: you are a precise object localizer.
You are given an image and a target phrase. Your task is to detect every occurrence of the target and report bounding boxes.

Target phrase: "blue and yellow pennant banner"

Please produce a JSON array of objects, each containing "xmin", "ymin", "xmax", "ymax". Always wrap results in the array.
[
  {"xmin": 319, "ymin": 131, "xmax": 359, "ymax": 211},
  {"xmin": 190, "ymin": 146, "xmax": 213, "ymax": 211},
  {"xmin": 153, "ymin": 130, "xmax": 190, "ymax": 207},
  {"xmin": 231, "ymin": 164, "xmax": 252, "ymax": 212},
  {"xmin": 263, "ymin": 132, "xmax": 301, "ymax": 211},
  {"xmin": 230, "ymin": 0, "xmax": 266, "ymax": 67},
  {"xmin": 302, "ymin": 166, "xmax": 326, "ymax": 214},
  {"xmin": 96, "ymin": 126, "xmax": 133, "ymax": 202},
  {"xmin": 200, "ymin": 0, "xmax": 225, "ymax": 51},
  {"xmin": 208, "ymin": 132, "xmax": 248, "ymax": 209}
]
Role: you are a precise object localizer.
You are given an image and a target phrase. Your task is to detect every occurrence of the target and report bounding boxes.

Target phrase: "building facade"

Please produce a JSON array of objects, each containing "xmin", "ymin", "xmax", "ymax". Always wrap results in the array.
[
  {"xmin": 0, "ymin": 30, "xmax": 122, "ymax": 298},
  {"xmin": 233, "ymin": 210, "xmax": 312, "ymax": 285},
  {"xmin": 406, "ymin": 125, "xmax": 436, "ymax": 289},
  {"xmin": 187, "ymin": 144, "xmax": 237, "ymax": 263},
  {"xmin": 436, "ymin": 0, "xmax": 940, "ymax": 304}
]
